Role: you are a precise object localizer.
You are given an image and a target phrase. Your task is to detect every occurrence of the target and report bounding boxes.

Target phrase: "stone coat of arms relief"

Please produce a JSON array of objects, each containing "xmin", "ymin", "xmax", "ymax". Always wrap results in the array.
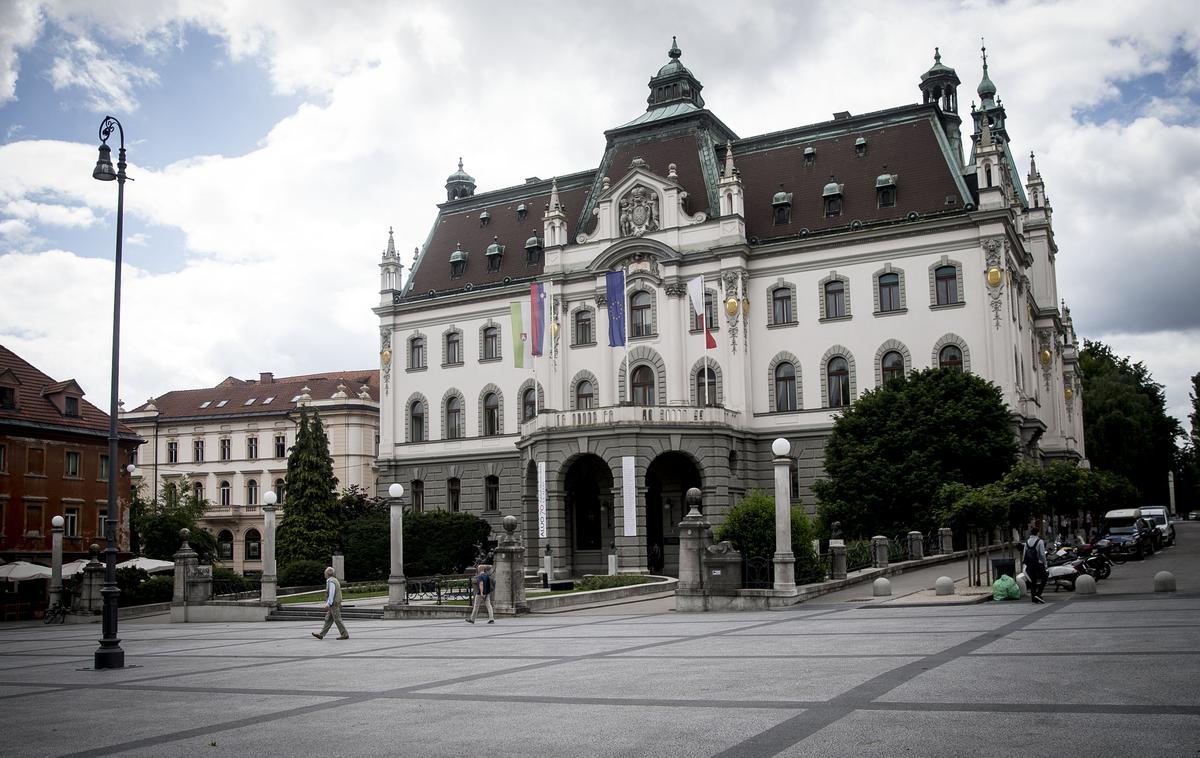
[{"xmin": 619, "ymin": 185, "xmax": 660, "ymax": 237}]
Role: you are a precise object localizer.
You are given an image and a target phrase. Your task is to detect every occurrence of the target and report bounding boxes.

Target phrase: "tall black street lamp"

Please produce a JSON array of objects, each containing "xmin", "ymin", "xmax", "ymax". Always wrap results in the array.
[{"xmin": 93, "ymin": 115, "xmax": 127, "ymax": 669}]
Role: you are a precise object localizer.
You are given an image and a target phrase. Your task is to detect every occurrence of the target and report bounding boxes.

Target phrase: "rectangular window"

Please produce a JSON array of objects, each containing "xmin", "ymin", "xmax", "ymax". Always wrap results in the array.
[
  {"xmin": 446, "ymin": 332, "xmax": 462, "ymax": 365},
  {"xmin": 99, "ymin": 454, "xmax": 109, "ymax": 481},
  {"xmin": 65, "ymin": 451, "xmax": 81, "ymax": 478},
  {"xmin": 410, "ymin": 338, "xmax": 426, "ymax": 369},
  {"xmin": 824, "ymin": 281, "xmax": 846, "ymax": 319},
  {"xmin": 98, "ymin": 509, "xmax": 108, "ymax": 538},
  {"xmin": 193, "ymin": 440, "xmax": 205, "ymax": 462},
  {"xmin": 935, "ymin": 266, "xmax": 959, "ymax": 305},
  {"xmin": 772, "ymin": 290, "xmax": 793, "ymax": 324},
  {"xmin": 25, "ymin": 503, "xmax": 43, "ymax": 537},
  {"xmin": 65, "ymin": 396, "xmax": 79, "ymax": 416},
  {"xmin": 27, "ymin": 447, "xmax": 45, "ymax": 475},
  {"xmin": 247, "ymin": 437, "xmax": 258, "ymax": 460},
  {"xmin": 167, "ymin": 441, "xmax": 179, "ymax": 463},
  {"xmin": 246, "ymin": 539, "xmax": 261, "ymax": 560},
  {"xmin": 485, "ymin": 476, "xmax": 499, "ymax": 512},
  {"xmin": 64, "ymin": 507, "xmax": 80, "ymax": 537},
  {"xmin": 275, "ymin": 435, "xmax": 287, "ymax": 458},
  {"xmin": 219, "ymin": 438, "xmax": 231, "ymax": 461},
  {"xmin": 0, "ymin": 386, "xmax": 15, "ymax": 409},
  {"xmin": 447, "ymin": 478, "xmax": 460, "ymax": 512},
  {"xmin": 0, "ymin": 443, "xmax": 6, "ymax": 472},
  {"xmin": 412, "ymin": 480, "xmax": 424, "ymax": 513},
  {"xmin": 879, "ymin": 274, "xmax": 900, "ymax": 312},
  {"xmin": 575, "ymin": 311, "xmax": 593, "ymax": 345}
]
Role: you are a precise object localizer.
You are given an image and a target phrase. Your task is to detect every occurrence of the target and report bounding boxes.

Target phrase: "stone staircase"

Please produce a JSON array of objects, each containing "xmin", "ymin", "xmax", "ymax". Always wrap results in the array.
[{"xmin": 266, "ymin": 605, "xmax": 384, "ymax": 622}]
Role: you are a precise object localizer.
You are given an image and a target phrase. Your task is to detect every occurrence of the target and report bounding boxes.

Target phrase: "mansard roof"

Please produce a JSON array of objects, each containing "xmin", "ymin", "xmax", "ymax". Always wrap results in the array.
[
  {"xmin": 0, "ymin": 343, "xmax": 137, "ymax": 439},
  {"xmin": 129, "ymin": 370, "xmax": 379, "ymax": 421}
]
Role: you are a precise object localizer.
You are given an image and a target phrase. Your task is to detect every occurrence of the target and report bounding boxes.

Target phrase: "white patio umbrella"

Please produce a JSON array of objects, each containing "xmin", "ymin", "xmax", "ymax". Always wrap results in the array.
[
  {"xmin": 116, "ymin": 557, "xmax": 174, "ymax": 573},
  {"xmin": 61, "ymin": 559, "xmax": 92, "ymax": 578},
  {"xmin": 0, "ymin": 561, "xmax": 53, "ymax": 582}
]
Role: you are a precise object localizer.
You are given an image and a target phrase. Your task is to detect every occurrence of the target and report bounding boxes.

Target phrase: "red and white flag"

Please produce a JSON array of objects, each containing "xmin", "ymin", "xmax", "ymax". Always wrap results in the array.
[{"xmin": 687, "ymin": 276, "xmax": 717, "ymax": 349}]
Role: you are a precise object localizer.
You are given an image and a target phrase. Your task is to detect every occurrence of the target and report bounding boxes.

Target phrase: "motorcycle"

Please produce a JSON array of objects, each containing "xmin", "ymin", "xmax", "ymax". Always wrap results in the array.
[{"xmin": 1049, "ymin": 542, "xmax": 1113, "ymax": 580}]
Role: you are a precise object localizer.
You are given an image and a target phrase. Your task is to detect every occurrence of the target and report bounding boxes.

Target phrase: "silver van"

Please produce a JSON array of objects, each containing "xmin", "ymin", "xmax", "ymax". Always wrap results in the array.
[{"xmin": 1139, "ymin": 506, "xmax": 1175, "ymax": 547}]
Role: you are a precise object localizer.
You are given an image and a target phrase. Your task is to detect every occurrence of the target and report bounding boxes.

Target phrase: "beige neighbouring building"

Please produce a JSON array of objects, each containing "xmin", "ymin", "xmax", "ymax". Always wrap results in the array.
[{"xmin": 123, "ymin": 371, "xmax": 379, "ymax": 575}]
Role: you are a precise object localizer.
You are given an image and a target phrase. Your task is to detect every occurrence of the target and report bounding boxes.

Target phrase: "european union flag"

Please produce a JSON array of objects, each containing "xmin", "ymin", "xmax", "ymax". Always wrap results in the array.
[{"xmin": 606, "ymin": 270, "xmax": 625, "ymax": 347}]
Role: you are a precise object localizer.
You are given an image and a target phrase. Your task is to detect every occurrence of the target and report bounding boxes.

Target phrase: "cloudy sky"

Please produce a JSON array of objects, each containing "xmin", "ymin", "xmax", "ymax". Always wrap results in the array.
[{"xmin": 0, "ymin": 0, "xmax": 1197, "ymax": 429}]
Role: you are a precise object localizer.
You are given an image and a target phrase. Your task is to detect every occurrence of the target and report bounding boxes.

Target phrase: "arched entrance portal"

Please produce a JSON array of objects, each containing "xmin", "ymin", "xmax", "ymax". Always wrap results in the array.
[
  {"xmin": 646, "ymin": 452, "xmax": 702, "ymax": 576},
  {"xmin": 564, "ymin": 454, "xmax": 615, "ymax": 576}
]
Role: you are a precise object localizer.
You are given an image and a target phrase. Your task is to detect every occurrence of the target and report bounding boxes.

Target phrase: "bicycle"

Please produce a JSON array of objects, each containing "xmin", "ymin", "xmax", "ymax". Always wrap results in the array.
[{"xmin": 43, "ymin": 603, "xmax": 67, "ymax": 625}]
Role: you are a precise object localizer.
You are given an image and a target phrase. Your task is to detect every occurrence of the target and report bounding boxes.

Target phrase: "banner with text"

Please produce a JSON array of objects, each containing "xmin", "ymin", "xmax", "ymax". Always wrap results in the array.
[
  {"xmin": 622, "ymin": 455, "xmax": 636, "ymax": 537},
  {"xmin": 537, "ymin": 461, "xmax": 547, "ymax": 539}
]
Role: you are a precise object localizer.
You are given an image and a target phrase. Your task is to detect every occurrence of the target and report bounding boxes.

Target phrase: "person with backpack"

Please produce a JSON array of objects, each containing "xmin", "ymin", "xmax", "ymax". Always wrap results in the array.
[
  {"xmin": 466, "ymin": 564, "xmax": 495, "ymax": 624},
  {"xmin": 1023, "ymin": 526, "xmax": 1048, "ymax": 604}
]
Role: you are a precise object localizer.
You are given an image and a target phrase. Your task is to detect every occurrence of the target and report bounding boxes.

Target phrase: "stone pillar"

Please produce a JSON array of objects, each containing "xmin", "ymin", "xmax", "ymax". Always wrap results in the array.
[
  {"xmin": 50, "ymin": 515, "xmax": 64, "ymax": 608},
  {"xmin": 261, "ymin": 499, "xmax": 277, "ymax": 603},
  {"xmin": 938, "ymin": 527, "xmax": 954, "ymax": 555},
  {"xmin": 492, "ymin": 515, "xmax": 526, "ymax": 614},
  {"xmin": 387, "ymin": 493, "xmax": 407, "ymax": 607},
  {"xmin": 872, "ymin": 535, "xmax": 889, "ymax": 568},
  {"xmin": 332, "ymin": 552, "xmax": 345, "ymax": 583},
  {"xmin": 907, "ymin": 531, "xmax": 924, "ymax": 561},
  {"xmin": 830, "ymin": 541, "xmax": 847, "ymax": 580},
  {"xmin": 77, "ymin": 544, "xmax": 104, "ymax": 613},
  {"xmin": 771, "ymin": 438, "xmax": 796, "ymax": 591},
  {"xmin": 677, "ymin": 488, "xmax": 710, "ymax": 591},
  {"xmin": 173, "ymin": 529, "xmax": 198, "ymax": 603}
]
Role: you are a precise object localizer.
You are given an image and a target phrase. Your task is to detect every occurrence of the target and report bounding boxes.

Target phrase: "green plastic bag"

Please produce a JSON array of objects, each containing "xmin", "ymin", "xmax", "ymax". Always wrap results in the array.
[{"xmin": 992, "ymin": 574, "xmax": 1020, "ymax": 601}]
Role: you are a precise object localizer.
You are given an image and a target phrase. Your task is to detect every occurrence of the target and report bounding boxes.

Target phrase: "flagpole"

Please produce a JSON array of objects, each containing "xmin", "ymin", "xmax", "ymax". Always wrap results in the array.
[{"xmin": 623, "ymin": 269, "xmax": 630, "ymax": 405}]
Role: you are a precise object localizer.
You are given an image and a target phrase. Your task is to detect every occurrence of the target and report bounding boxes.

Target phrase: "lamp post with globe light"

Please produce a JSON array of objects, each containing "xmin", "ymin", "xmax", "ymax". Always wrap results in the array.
[
  {"xmin": 772, "ymin": 437, "xmax": 796, "ymax": 591},
  {"xmin": 261, "ymin": 491, "xmax": 278, "ymax": 603},
  {"xmin": 387, "ymin": 483, "xmax": 406, "ymax": 606},
  {"xmin": 92, "ymin": 115, "xmax": 128, "ymax": 669}
]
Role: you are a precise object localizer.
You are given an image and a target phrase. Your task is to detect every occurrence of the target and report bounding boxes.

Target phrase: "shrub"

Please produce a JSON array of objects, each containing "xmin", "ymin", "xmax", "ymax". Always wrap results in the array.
[
  {"xmin": 344, "ymin": 504, "xmax": 389, "ymax": 581},
  {"xmin": 279, "ymin": 559, "xmax": 327, "ymax": 587},
  {"xmin": 576, "ymin": 575, "xmax": 656, "ymax": 591},
  {"xmin": 136, "ymin": 575, "xmax": 175, "ymax": 603},
  {"xmin": 716, "ymin": 490, "xmax": 824, "ymax": 584},
  {"xmin": 403, "ymin": 510, "xmax": 493, "ymax": 576}
]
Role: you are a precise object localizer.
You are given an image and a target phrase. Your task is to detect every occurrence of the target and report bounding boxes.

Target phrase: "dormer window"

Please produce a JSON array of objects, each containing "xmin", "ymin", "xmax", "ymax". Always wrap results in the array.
[
  {"xmin": 479, "ymin": 209, "xmax": 490, "ymax": 228},
  {"xmin": 486, "ymin": 236, "xmax": 504, "ymax": 273},
  {"xmin": 875, "ymin": 169, "xmax": 897, "ymax": 208},
  {"xmin": 823, "ymin": 177, "xmax": 844, "ymax": 218},
  {"xmin": 0, "ymin": 386, "xmax": 15, "ymax": 409},
  {"xmin": 449, "ymin": 243, "xmax": 467, "ymax": 278},
  {"xmin": 803, "ymin": 146, "xmax": 815, "ymax": 166},
  {"xmin": 771, "ymin": 185, "xmax": 793, "ymax": 225},
  {"xmin": 524, "ymin": 232, "xmax": 542, "ymax": 265},
  {"xmin": 517, "ymin": 203, "xmax": 528, "ymax": 221},
  {"xmin": 854, "ymin": 137, "xmax": 867, "ymax": 156}
]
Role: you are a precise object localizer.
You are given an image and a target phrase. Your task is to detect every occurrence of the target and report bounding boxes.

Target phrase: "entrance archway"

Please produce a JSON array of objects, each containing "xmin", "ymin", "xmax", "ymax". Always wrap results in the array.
[
  {"xmin": 563, "ymin": 454, "xmax": 614, "ymax": 576},
  {"xmin": 645, "ymin": 452, "xmax": 702, "ymax": 576}
]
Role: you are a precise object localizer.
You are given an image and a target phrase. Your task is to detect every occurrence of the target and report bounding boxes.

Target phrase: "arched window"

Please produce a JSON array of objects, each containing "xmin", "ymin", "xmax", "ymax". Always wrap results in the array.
[
  {"xmin": 939, "ymin": 345, "xmax": 964, "ymax": 373},
  {"xmin": 775, "ymin": 363, "xmax": 796, "ymax": 412},
  {"xmin": 483, "ymin": 392, "xmax": 500, "ymax": 436},
  {"xmin": 409, "ymin": 336, "xmax": 426, "ymax": 370},
  {"xmin": 193, "ymin": 481, "xmax": 205, "ymax": 503},
  {"xmin": 482, "ymin": 326, "xmax": 501, "ymax": 360},
  {"xmin": 245, "ymin": 529, "xmax": 261, "ymax": 560},
  {"xmin": 410, "ymin": 400, "xmax": 425, "ymax": 442},
  {"xmin": 274, "ymin": 478, "xmax": 285, "ymax": 505},
  {"xmin": 444, "ymin": 331, "xmax": 462, "ymax": 365},
  {"xmin": 630, "ymin": 291, "xmax": 653, "ymax": 338},
  {"xmin": 576, "ymin": 380, "xmax": 595, "ymax": 409},
  {"xmin": 446, "ymin": 396, "xmax": 463, "ymax": 439},
  {"xmin": 827, "ymin": 357, "xmax": 850, "ymax": 408},
  {"xmin": 484, "ymin": 475, "xmax": 499, "ymax": 511},
  {"xmin": 881, "ymin": 351, "xmax": 904, "ymax": 384},
  {"xmin": 772, "ymin": 287, "xmax": 793, "ymax": 325},
  {"xmin": 824, "ymin": 280, "xmax": 846, "ymax": 319},
  {"xmin": 521, "ymin": 387, "xmax": 537, "ymax": 422},
  {"xmin": 878, "ymin": 273, "xmax": 900, "ymax": 312},
  {"xmin": 219, "ymin": 480, "xmax": 231, "ymax": 507},
  {"xmin": 935, "ymin": 265, "xmax": 958, "ymax": 305},
  {"xmin": 573, "ymin": 309, "xmax": 593, "ymax": 346},
  {"xmin": 631, "ymin": 365, "xmax": 655, "ymax": 406},
  {"xmin": 696, "ymin": 368, "xmax": 718, "ymax": 407},
  {"xmin": 246, "ymin": 479, "xmax": 259, "ymax": 506},
  {"xmin": 217, "ymin": 530, "xmax": 234, "ymax": 561}
]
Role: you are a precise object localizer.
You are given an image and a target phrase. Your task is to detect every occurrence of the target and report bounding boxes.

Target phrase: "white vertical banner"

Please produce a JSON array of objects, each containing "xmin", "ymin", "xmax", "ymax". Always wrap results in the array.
[
  {"xmin": 537, "ymin": 461, "xmax": 548, "ymax": 539},
  {"xmin": 622, "ymin": 455, "xmax": 636, "ymax": 537}
]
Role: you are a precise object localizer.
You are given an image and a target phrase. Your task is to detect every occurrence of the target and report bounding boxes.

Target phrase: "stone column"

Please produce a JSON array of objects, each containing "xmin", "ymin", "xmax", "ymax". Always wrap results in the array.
[
  {"xmin": 78, "ymin": 544, "xmax": 104, "ymax": 613},
  {"xmin": 830, "ymin": 541, "xmax": 847, "ymax": 579},
  {"xmin": 872, "ymin": 535, "xmax": 889, "ymax": 568},
  {"xmin": 50, "ymin": 515, "xmax": 64, "ymax": 608},
  {"xmin": 938, "ymin": 527, "xmax": 954, "ymax": 555},
  {"xmin": 333, "ymin": 552, "xmax": 345, "ymax": 582},
  {"xmin": 261, "ymin": 498, "xmax": 277, "ymax": 603},
  {"xmin": 173, "ymin": 529, "xmax": 199, "ymax": 603},
  {"xmin": 493, "ymin": 515, "xmax": 526, "ymax": 614},
  {"xmin": 677, "ymin": 488, "xmax": 710, "ymax": 591},
  {"xmin": 907, "ymin": 531, "xmax": 924, "ymax": 561},
  {"xmin": 387, "ymin": 488, "xmax": 406, "ymax": 607},
  {"xmin": 771, "ymin": 438, "xmax": 796, "ymax": 591}
]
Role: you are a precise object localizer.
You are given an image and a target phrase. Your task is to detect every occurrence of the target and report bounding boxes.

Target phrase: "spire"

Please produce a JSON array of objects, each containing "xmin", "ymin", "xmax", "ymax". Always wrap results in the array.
[
  {"xmin": 1028, "ymin": 150, "xmax": 1041, "ymax": 182},
  {"xmin": 547, "ymin": 177, "xmax": 562, "ymax": 214},
  {"xmin": 723, "ymin": 140, "xmax": 735, "ymax": 177},
  {"xmin": 645, "ymin": 35, "xmax": 705, "ymax": 110},
  {"xmin": 383, "ymin": 226, "xmax": 397, "ymax": 259},
  {"xmin": 977, "ymin": 39, "xmax": 997, "ymax": 105}
]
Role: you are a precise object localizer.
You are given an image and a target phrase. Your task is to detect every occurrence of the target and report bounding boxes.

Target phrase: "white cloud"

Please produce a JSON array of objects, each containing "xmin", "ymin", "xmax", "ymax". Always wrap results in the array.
[
  {"xmin": 2, "ymin": 197, "xmax": 97, "ymax": 227},
  {"xmin": 48, "ymin": 34, "xmax": 158, "ymax": 112},
  {"xmin": 126, "ymin": 231, "xmax": 149, "ymax": 246},
  {"xmin": 0, "ymin": 0, "xmax": 42, "ymax": 106}
]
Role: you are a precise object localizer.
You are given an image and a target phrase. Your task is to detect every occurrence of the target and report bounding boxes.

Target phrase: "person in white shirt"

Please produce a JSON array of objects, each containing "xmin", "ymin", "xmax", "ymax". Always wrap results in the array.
[{"xmin": 312, "ymin": 567, "xmax": 349, "ymax": 639}]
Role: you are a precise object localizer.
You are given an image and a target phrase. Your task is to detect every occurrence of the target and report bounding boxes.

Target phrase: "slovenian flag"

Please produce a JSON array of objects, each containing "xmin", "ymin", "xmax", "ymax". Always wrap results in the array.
[
  {"xmin": 530, "ymin": 282, "xmax": 546, "ymax": 357},
  {"xmin": 687, "ymin": 275, "xmax": 717, "ymax": 349},
  {"xmin": 606, "ymin": 270, "xmax": 625, "ymax": 347}
]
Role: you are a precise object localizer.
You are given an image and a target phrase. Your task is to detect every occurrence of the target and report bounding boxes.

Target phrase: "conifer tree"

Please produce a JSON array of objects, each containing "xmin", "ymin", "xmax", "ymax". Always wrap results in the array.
[{"xmin": 276, "ymin": 409, "xmax": 341, "ymax": 566}]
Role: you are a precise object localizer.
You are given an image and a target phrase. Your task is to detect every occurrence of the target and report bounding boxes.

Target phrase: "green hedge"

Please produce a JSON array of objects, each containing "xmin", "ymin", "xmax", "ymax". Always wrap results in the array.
[
  {"xmin": 716, "ymin": 490, "xmax": 825, "ymax": 584},
  {"xmin": 279, "ymin": 559, "xmax": 327, "ymax": 587},
  {"xmin": 576, "ymin": 575, "xmax": 656, "ymax": 591}
]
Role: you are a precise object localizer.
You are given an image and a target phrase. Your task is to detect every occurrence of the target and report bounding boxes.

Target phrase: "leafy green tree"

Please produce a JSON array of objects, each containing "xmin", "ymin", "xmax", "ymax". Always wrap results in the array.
[
  {"xmin": 403, "ymin": 510, "xmax": 493, "ymax": 576},
  {"xmin": 715, "ymin": 490, "xmax": 824, "ymax": 584},
  {"xmin": 132, "ymin": 479, "xmax": 217, "ymax": 562},
  {"xmin": 1079, "ymin": 340, "xmax": 1182, "ymax": 503},
  {"xmin": 342, "ymin": 490, "xmax": 389, "ymax": 581},
  {"xmin": 276, "ymin": 409, "xmax": 341, "ymax": 567},
  {"xmin": 813, "ymin": 368, "xmax": 1018, "ymax": 538},
  {"xmin": 1175, "ymin": 372, "xmax": 1200, "ymax": 514}
]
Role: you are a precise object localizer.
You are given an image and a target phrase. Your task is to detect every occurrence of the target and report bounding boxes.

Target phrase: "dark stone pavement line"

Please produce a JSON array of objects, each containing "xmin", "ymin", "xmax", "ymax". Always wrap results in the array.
[
  {"xmin": 712, "ymin": 601, "xmax": 1067, "ymax": 758},
  {"xmin": 865, "ymin": 700, "xmax": 1200, "ymax": 715}
]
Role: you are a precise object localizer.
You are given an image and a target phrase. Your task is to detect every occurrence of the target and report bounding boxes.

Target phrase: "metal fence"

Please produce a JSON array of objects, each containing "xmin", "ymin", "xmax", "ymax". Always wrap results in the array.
[
  {"xmin": 845, "ymin": 540, "xmax": 873, "ymax": 572},
  {"xmin": 742, "ymin": 556, "xmax": 774, "ymax": 589},
  {"xmin": 212, "ymin": 577, "xmax": 261, "ymax": 601},
  {"xmin": 404, "ymin": 574, "xmax": 474, "ymax": 604}
]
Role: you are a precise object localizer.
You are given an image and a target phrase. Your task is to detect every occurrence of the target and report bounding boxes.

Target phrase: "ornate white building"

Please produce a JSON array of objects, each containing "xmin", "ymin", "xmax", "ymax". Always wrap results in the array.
[
  {"xmin": 374, "ymin": 41, "xmax": 1084, "ymax": 577},
  {"xmin": 124, "ymin": 371, "xmax": 379, "ymax": 574}
]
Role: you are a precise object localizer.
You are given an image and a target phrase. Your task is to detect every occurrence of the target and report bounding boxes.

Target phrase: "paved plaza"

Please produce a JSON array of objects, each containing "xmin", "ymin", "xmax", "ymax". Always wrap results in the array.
[{"xmin": 2, "ymin": 526, "xmax": 1198, "ymax": 757}]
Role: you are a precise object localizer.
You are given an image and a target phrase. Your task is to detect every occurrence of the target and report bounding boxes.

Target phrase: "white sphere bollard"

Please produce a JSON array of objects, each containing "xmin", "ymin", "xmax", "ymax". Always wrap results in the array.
[
  {"xmin": 1074, "ymin": 574, "xmax": 1097, "ymax": 595},
  {"xmin": 1154, "ymin": 571, "xmax": 1176, "ymax": 593},
  {"xmin": 873, "ymin": 577, "xmax": 892, "ymax": 597},
  {"xmin": 934, "ymin": 576, "xmax": 955, "ymax": 595}
]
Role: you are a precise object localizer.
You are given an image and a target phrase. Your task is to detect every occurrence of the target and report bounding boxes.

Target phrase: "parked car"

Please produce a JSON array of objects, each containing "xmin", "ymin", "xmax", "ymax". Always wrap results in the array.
[
  {"xmin": 1099, "ymin": 509, "xmax": 1156, "ymax": 560},
  {"xmin": 1139, "ymin": 506, "xmax": 1176, "ymax": 547}
]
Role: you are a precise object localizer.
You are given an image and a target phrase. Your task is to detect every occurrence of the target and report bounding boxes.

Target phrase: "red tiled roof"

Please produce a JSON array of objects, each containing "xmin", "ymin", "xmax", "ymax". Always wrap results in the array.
[
  {"xmin": 0, "ymin": 343, "xmax": 136, "ymax": 437},
  {"xmin": 130, "ymin": 370, "xmax": 379, "ymax": 420}
]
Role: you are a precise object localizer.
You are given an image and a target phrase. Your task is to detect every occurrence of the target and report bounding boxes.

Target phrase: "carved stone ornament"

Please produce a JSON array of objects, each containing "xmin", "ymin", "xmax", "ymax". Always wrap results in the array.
[
  {"xmin": 380, "ymin": 328, "xmax": 392, "ymax": 392},
  {"xmin": 982, "ymin": 237, "xmax": 1003, "ymax": 268},
  {"xmin": 619, "ymin": 185, "xmax": 660, "ymax": 237},
  {"xmin": 664, "ymin": 280, "xmax": 687, "ymax": 298}
]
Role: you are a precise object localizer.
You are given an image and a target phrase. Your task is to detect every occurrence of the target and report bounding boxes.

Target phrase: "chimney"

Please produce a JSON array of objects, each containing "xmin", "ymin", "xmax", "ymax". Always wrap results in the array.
[{"xmin": 259, "ymin": 372, "xmax": 274, "ymax": 383}]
